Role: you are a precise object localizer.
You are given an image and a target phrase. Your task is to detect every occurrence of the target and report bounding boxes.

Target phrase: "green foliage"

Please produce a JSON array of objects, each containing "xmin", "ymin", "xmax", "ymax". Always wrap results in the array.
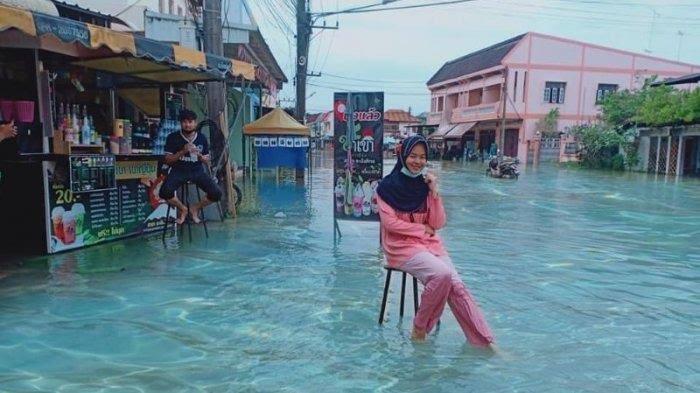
[
  {"xmin": 536, "ymin": 108, "xmax": 560, "ymax": 137},
  {"xmin": 569, "ymin": 124, "xmax": 627, "ymax": 170},
  {"xmin": 611, "ymin": 154, "xmax": 625, "ymax": 171},
  {"xmin": 573, "ymin": 83, "xmax": 699, "ymax": 171},
  {"xmin": 601, "ymin": 84, "xmax": 700, "ymax": 127}
]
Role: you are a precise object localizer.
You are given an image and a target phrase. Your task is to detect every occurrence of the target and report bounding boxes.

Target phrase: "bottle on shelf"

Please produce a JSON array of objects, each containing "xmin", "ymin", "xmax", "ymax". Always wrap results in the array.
[{"xmin": 71, "ymin": 105, "xmax": 80, "ymax": 144}]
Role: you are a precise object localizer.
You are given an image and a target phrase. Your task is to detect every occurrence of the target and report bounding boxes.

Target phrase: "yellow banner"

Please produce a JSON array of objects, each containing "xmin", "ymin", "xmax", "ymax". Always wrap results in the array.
[{"xmin": 116, "ymin": 160, "xmax": 158, "ymax": 180}]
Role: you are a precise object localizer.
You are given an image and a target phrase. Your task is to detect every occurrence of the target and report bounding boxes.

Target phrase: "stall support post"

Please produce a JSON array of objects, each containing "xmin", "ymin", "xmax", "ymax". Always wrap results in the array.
[{"xmin": 34, "ymin": 50, "xmax": 50, "ymax": 153}]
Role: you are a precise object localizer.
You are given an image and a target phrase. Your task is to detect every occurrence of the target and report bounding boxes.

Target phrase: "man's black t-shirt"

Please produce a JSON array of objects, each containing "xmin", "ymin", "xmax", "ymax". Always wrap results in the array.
[{"xmin": 164, "ymin": 131, "xmax": 209, "ymax": 171}]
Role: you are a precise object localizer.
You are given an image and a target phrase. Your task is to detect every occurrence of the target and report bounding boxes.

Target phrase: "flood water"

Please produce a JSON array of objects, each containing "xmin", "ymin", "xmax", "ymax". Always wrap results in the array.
[{"xmin": 1, "ymin": 153, "xmax": 699, "ymax": 392}]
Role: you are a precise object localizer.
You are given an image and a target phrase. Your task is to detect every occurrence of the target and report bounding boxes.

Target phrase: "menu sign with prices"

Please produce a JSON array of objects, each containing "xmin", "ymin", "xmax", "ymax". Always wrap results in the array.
[
  {"xmin": 45, "ymin": 159, "xmax": 173, "ymax": 253},
  {"xmin": 69, "ymin": 155, "xmax": 116, "ymax": 193}
]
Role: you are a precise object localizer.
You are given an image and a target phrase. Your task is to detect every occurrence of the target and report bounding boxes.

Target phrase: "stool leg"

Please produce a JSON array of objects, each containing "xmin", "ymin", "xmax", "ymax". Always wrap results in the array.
[
  {"xmin": 379, "ymin": 270, "xmax": 392, "ymax": 325},
  {"xmin": 162, "ymin": 203, "xmax": 172, "ymax": 243},
  {"xmin": 400, "ymin": 272, "xmax": 406, "ymax": 318},
  {"xmin": 195, "ymin": 186, "xmax": 209, "ymax": 238},
  {"xmin": 413, "ymin": 276, "xmax": 419, "ymax": 315},
  {"xmin": 217, "ymin": 201, "xmax": 224, "ymax": 221},
  {"xmin": 184, "ymin": 184, "xmax": 192, "ymax": 243}
]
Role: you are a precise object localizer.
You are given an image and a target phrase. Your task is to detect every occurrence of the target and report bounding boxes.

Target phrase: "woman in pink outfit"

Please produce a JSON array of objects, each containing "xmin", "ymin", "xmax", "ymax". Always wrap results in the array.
[{"xmin": 376, "ymin": 135, "xmax": 494, "ymax": 345}]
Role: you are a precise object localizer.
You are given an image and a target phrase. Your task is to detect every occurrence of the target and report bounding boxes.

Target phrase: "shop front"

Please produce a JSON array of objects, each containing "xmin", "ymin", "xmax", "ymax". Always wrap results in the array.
[{"xmin": 0, "ymin": 4, "xmax": 241, "ymax": 254}]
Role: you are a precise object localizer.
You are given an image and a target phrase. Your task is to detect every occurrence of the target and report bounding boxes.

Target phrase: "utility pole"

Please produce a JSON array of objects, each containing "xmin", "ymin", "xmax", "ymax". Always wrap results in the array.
[
  {"xmin": 295, "ymin": 0, "xmax": 310, "ymax": 123},
  {"xmin": 296, "ymin": 1, "xmax": 337, "ymax": 123},
  {"xmin": 499, "ymin": 69, "xmax": 507, "ymax": 158},
  {"xmin": 203, "ymin": 0, "xmax": 234, "ymax": 214}
]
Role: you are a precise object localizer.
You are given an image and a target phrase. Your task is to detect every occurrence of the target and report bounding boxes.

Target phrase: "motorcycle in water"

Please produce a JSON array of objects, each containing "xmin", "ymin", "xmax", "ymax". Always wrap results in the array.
[{"xmin": 486, "ymin": 157, "xmax": 520, "ymax": 179}]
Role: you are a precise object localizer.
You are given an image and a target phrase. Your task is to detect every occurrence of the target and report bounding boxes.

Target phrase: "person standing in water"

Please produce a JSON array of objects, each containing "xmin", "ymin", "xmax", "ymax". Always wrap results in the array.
[{"xmin": 376, "ymin": 135, "xmax": 494, "ymax": 346}]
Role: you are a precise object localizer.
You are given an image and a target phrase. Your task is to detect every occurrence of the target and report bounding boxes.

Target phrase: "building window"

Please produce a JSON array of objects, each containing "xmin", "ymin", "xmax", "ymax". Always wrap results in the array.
[
  {"xmin": 178, "ymin": 6, "xmax": 183, "ymax": 16},
  {"xmin": 168, "ymin": 0, "xmax": 174, "ymax": 14},
  {"xmin": 544, "ymin": 82, "xmax": 566, "ymax": 104},
  {"xmin": 523, "ymin": 71, "xmax": 528, "ymax": 102},
  {"xmin": 437, "ymin": 96, "xmax": 444, "ymax": 112},
  {"xmin": 596, "ymin": 83, "xmax": 618, "ymax": 104},
  {"xmin": 513, "ymin": 71, "xmax": 518, "ymax": 102}
]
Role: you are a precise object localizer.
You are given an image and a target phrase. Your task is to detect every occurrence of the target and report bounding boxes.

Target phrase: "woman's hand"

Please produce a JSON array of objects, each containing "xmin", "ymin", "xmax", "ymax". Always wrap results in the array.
[
  {"xmin": 424, "ymin": 171, "xmax": 439, "ymax": 197},
  {"xmin": 0, "ymin": 121, "xmax": 17, "ymax": 142},
  {"xmin": 424, "ymin": 224, "xmax": 435, "ymax": 236}
]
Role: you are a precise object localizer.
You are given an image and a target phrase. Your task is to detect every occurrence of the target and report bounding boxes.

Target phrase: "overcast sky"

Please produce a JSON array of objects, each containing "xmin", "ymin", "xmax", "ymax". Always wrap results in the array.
[{"xmin": 247, "ymin": 0, "xmax": 700, "ymax": 115}]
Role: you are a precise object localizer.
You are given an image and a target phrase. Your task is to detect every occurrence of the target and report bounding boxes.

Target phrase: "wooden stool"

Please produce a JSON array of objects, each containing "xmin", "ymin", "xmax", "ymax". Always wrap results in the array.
[
  {"xmin": 162, "ymin": 181, "xmax": 209, "ymax": 243},
  {"xmin": 378, "ymin": 266, "xmax": 419, "ymax": 324}
]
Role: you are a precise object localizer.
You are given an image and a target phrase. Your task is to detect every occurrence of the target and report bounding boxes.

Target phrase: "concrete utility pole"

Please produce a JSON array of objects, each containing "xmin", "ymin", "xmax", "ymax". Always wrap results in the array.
[
  {"xmin": 295, "ymin": 0, "xmax": 310, "ymax": 122},
  {"xmin": 499, "ymin": 69, "xmax": 507, "ymax": 157},
  {"xmin": 203, "ymin": 0, "xmax": 233, "ymax": 213}
]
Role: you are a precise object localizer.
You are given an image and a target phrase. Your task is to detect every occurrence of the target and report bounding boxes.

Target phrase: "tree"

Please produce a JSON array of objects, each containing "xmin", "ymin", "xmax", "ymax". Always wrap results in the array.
[{"xmin": 535, "ymin": 108, "xmax": 560, "ymax": 137}]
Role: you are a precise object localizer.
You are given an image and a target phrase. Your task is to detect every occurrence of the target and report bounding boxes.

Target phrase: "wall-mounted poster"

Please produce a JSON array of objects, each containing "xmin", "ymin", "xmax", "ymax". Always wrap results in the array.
[
  {"xmin": 333, "ymin": 92, "xmax": 384, "ymax": 222},
  {"xmin": 261, "ymin": 137, "xmax": 269, "ymax": 147},
  {"xmin": 254, "ymin": 138, "xmax": 262, "ymax": 147},
  {"xmin": 294, "ymin": 138, "xmax": 302, "ymax": 147},
  {"xmin": 270, "ymin": 138, "xmax": 278, "ymax": 147}
]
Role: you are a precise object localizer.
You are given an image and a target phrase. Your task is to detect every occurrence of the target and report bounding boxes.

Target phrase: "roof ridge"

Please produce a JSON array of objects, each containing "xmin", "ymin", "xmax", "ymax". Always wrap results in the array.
[{"xmin": 444, "ymin": 33, "xmax": 526, "ymax": 66}]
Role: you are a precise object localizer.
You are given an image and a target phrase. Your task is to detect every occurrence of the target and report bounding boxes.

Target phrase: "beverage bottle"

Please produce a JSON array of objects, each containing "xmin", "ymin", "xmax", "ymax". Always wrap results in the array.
[
  {"xmin": 334, "ymin": 177, "xmax": 345, "ymax": 214},
  {"xmin": 72, "ymin": 105, "xmax": 80, "ymax": 143},
  {"xmin": 81, "ymin": 110, "xmax": 90, "ymax": 145},
  {"xmin": 352, "ymin": 183, "xmax": 363, "ymax": 217}
]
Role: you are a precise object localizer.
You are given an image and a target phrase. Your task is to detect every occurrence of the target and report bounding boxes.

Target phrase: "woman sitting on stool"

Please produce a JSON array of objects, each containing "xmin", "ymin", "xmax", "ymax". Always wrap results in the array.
[{"xmin": 376, "ymin": 135, "xmax": 495, "ymax": 346}]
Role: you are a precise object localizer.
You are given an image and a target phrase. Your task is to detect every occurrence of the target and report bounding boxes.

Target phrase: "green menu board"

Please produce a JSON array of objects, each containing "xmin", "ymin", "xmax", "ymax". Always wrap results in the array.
[{"xmin": 45, "ymin": 158, "xmax": 172, "ymax": 253}]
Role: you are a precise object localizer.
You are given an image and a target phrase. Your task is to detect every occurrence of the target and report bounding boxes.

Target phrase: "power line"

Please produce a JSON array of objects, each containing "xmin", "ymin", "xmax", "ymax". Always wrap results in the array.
[
  {"xmin": 314, "ymin": 0, "xmax": 475, "ymax": 17},
  {"xmin": 322, "ymin": 72, "xmax": 426, "ymax": 84},
  {"xmin": 308, "ymin": 82, "xmax": 429, "ymax": 96}
]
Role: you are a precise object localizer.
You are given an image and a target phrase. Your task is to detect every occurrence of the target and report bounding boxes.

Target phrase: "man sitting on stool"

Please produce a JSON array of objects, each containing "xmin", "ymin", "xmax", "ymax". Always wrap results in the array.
[{"xmin": 160, "ymin": 109, "xmax": 222, "ymax": 224}]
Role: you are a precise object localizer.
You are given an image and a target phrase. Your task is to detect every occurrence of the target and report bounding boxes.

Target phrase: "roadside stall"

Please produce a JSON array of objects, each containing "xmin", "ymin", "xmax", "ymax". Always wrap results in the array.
[
  {"xmin": 242, "ymin": 107, "xmax": 310, "ymax": 181},
  {"xmin": 0, "ymin": 4, "xmax": 240, "ymax": 254}
]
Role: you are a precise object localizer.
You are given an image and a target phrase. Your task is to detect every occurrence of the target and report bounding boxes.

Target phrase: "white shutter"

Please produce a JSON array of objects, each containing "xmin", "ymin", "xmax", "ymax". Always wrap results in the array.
[
  {"xmin": 596, "ymin": 89, "xmax": 603, "ymax": 103},
  {"xmin": 544, "ymin": 87, "xmax": 551, "ymax": 103},
  {"xmin": 551, "ymin": 87, "xmax": 559, "ymax": 103},
  {"xmin": 558, "ymin": 87, "xmax": 565, "ymax": 103}
]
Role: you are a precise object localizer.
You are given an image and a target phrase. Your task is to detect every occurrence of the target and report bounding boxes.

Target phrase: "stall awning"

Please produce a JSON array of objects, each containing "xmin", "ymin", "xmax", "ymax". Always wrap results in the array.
[
  {"xmin": 427, "ymin": 123, "xmax": 456, "ymax": 141},
  {"xmin": 444, "ymin": 122, "xmax": 477, "ymax": 140},
  {"xmin": 0, "ymin": 4, "xmax": 255, "ymax": 83},
  {"xmin": 243, "ymin": 108, "xmax": 309, "ymax": 136}
]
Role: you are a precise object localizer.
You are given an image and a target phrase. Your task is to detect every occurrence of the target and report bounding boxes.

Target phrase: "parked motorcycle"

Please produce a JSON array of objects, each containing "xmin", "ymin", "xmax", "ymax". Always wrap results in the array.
[{"xmin": 486, "ymin": 157, "xmax": 520, "ymax": 179}]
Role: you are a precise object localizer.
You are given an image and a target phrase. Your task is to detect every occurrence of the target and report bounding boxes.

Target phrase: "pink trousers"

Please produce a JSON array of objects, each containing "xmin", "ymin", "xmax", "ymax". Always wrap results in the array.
[{"xmin": 402, "ymin": 251, "xmax": 494, "ymax": 346}]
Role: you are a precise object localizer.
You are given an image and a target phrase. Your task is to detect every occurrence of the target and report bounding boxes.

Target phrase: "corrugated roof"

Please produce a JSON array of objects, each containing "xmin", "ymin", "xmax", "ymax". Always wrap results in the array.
[
  {"xmin": 384, "ymin": 109, "xmax": 421, "ymax": 123},
  {"xmin": 427, "ymin": 34, "xmax": 526, "ymax": 86},
  {"xmin": 650, "ymin": 72, "xmax": 700, "ymax": 86},
  {"xmin": 306, "ymin": 113, "xmax": 322, "ymax": 123}
]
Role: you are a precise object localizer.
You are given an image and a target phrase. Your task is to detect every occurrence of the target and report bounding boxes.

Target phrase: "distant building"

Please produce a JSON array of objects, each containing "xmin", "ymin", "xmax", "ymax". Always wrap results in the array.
[
  {"xmin": 427, "ymin": 32, "xmax": 700, "ymax": 163},
  {"xmin": 384, "ymin": 109, "xmax": 421, "ymax": 139}
]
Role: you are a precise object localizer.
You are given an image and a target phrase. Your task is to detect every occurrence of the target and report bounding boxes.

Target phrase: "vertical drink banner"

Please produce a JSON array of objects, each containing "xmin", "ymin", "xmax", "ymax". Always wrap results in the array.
[{"xmin": 333, "ymin": 92, "xmax": 384, "ymax": 222}]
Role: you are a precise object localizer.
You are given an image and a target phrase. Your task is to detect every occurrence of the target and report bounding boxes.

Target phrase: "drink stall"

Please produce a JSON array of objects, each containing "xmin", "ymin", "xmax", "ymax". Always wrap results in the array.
[{"xmin": 0, "ymin": 4, "xmax": 247, "ymax": 254}]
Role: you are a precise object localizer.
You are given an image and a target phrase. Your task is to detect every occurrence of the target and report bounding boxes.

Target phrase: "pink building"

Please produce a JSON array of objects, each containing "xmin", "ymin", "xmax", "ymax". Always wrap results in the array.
[{"xmin": 427, "ymin": 32, "xmax": 700, "ymax": 163}]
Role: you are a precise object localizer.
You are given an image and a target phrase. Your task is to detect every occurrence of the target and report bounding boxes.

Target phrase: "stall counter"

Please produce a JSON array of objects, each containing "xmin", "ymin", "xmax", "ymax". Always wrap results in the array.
[{"xmin": 0, "ymin": 153, "xmax": 172, "ymax": 255}]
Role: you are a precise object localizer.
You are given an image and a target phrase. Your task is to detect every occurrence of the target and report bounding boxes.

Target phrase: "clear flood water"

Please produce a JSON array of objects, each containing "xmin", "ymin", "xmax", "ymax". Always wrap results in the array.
[{"xmin": 1, "ymin": 153, "xmax": 699, "ymax": 392}]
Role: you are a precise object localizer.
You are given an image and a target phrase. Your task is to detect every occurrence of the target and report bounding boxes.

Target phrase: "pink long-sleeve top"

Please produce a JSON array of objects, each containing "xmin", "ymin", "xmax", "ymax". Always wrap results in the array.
[{"xmin": 377, "ymin": 193, "xmax": 448, "ymax": 267}]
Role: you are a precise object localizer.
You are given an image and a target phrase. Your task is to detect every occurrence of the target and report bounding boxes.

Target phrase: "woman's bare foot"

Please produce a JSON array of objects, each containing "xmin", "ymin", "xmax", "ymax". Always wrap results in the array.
[
  {"xmin": 176, "ymin": 207, "xmax": 189, "ymax": 224},
  {"xmin": 411, "ymin": 327, "xmax": 427, "ymax": 342},
  {"xmin": 190, "ymin": 204, "xmax": 202, "ymax": 224}
]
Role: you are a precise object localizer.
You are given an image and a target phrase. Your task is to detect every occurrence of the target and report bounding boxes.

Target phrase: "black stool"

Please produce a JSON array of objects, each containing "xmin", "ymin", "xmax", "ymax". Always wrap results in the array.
[
  {"xmin": 161, "ymin": 181, "xmax": 209, "ymax": 243},
  {"xmin": 378, "ymin": 266, "xmax": 419, "ymax": 324}
]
